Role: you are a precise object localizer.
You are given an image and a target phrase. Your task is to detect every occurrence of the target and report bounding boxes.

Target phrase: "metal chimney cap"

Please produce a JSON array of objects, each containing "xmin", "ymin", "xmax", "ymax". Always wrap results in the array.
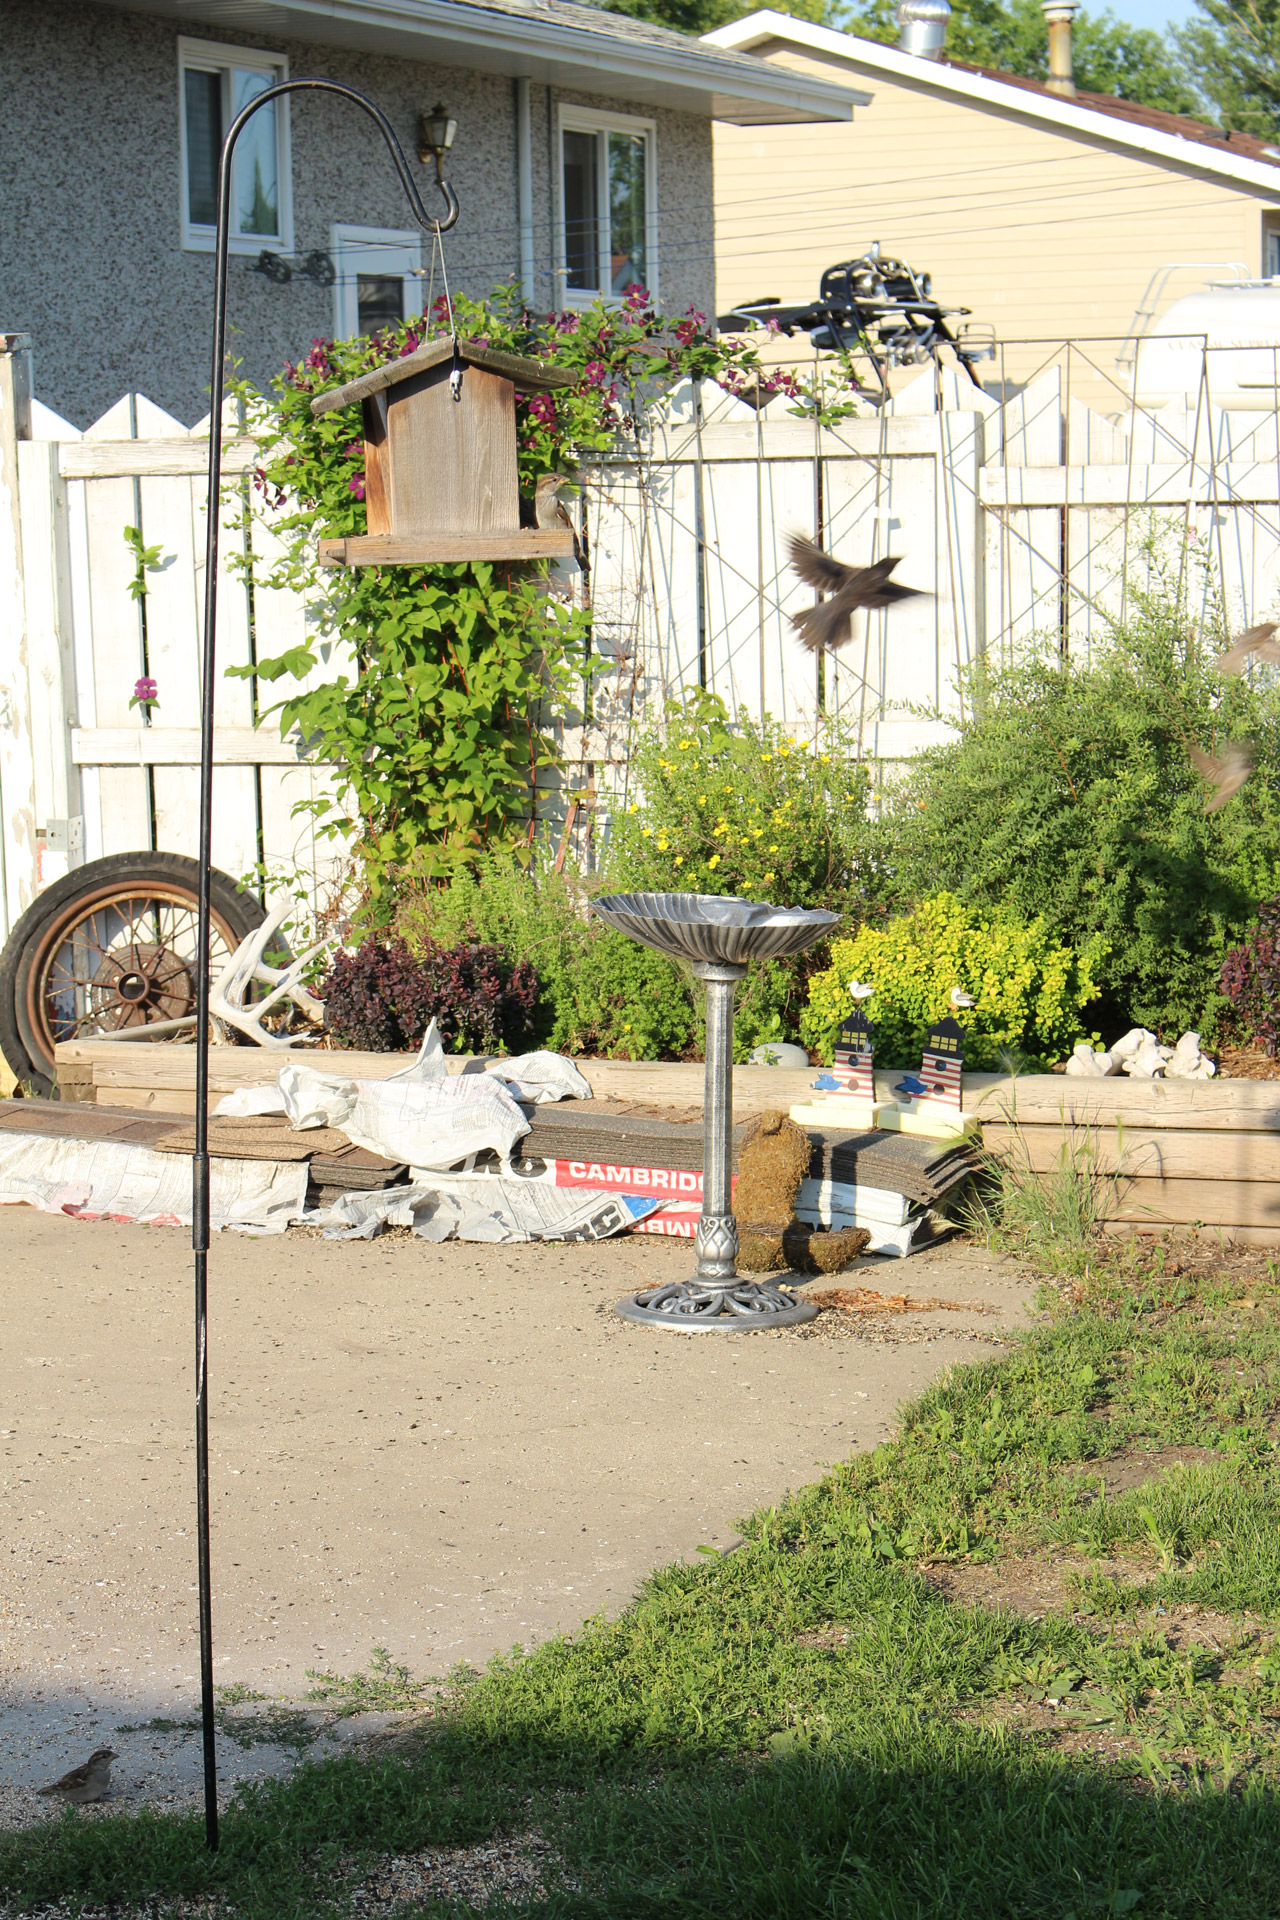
[
  {"xmin": 897, "ymin": 0, "xmax": 951, "ymax": 59},
  {"xmin": 1041, "ymin": 0, "xmax": 1080, "ymax": 18}
]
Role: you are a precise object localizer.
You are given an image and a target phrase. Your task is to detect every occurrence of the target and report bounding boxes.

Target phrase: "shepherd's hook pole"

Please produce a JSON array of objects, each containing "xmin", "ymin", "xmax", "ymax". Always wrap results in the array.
[{"xmin": 195, "ymin": 80, "xmax": 457, "ymax": 1852}]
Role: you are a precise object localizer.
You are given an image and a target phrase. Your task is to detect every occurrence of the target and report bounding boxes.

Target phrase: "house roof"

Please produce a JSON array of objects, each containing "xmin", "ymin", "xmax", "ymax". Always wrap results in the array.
[
  {"xmin": 97, "ymin": 0, "xmax": 869, "ymax": 124},
  {"xmin": 706, "ymin": 9, "xmax": 1280, "ymax": 194}
]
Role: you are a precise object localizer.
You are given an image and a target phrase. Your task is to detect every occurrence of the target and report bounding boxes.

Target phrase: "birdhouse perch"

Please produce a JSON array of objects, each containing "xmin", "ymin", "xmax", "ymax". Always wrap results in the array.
[{"xmin": 310, "ymin": 336, "xmax": 580, "ymax": 565}]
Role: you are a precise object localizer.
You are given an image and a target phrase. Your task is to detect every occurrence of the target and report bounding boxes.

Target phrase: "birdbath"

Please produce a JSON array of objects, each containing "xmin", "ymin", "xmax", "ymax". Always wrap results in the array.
[{"xmin": 590, "ymin": 891, "xmax": 839, "ymax": 1330}]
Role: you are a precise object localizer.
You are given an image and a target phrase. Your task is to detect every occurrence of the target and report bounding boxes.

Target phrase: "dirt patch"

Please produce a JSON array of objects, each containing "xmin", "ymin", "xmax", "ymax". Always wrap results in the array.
[
  {"xmin": 925, "ymin": 1553, "xmax": 1157, "ymax": 1619},
  {"xmin": 1217, "ymin": 1045, "xmax": 1280, "ymax": 1080},
  {"xmin": 809, "ymin": 1287, "xmax": 1000, "ymax": 1316},
  {"xmin": 1063, "ymin": 1446, "xmax": 1223, "ymax": 1499},
  {"xmin": 792, "ymin": 1625, "xmax": 854, "ymax": 1650}
]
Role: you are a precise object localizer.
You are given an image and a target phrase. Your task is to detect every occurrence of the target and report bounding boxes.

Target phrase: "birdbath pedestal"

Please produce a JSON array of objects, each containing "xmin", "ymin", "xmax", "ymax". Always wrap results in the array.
[{"xmin": 590, "ymin": 892, "xmax": 839, "ymax": 1330}]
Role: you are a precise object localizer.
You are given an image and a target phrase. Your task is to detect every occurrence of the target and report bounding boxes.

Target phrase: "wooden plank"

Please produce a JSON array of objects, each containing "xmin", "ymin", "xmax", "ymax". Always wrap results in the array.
[
  {"xmin": 1101, "ymin": 1223, "xmax": 1280, "ymax": 1248},
  {"xmin": 0, "ymin": 336, "xmax": 38, "ymax": 932},
  {"xmin": 16, "ymin": 439, "xmax": 79, "ymax": 869},
  {"xmin": 970, "ymin": 1075, "xmax": 1280, "ymax": 1128},
  {"xmin": 59, "ymin": 439, "xmax": 258, "ymax": 479},
  {"xmin": 984, "ymin": 1122, "xmax": 1280, "ymax": 1181},
  {"xmin": 1104, "ymin": 1176, "xmax": 1280, "ymax": 1229},
  {"xmin": 386, "ymin": 362, "xmax": 520, "ymax": 535},
  {"xmin": 317, "ymin": 530, "xmax": 574, "ymax": 565},
  {"xmin": 72, "ymin": 727, "xmax": 328, "ymax": 766}
]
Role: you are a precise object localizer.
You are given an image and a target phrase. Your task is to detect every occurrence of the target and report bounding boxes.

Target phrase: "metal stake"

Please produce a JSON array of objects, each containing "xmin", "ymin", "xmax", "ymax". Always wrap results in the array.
[{"xmin": 194, "ymin": 79, "xmax": 457, "ymax": 1851}]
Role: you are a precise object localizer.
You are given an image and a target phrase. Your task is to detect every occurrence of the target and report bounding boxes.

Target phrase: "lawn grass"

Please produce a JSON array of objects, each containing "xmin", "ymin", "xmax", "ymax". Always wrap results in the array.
[{"xmin": 6, "ymin": 1240, "xmax": 1280, "ymax": 1917}]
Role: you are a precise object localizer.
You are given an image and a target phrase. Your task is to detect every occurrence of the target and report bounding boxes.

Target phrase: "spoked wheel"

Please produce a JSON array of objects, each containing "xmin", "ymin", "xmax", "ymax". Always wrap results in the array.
[{"xmin": 0, "ymin": 853, "xmax": 266, "ymax": 1096}]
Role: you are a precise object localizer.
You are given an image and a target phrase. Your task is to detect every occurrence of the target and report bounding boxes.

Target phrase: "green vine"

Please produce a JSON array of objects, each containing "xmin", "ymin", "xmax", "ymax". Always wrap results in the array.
[{"xmin": 230, "ymin": 283, "xmax": 854, "ymax": 908}]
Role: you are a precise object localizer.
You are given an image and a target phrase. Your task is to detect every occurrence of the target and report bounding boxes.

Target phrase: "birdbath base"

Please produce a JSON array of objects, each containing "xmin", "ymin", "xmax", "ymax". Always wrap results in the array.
[{"xmin": 614, "ymin": 1279, "xmax": 819, "ymax": 1331}]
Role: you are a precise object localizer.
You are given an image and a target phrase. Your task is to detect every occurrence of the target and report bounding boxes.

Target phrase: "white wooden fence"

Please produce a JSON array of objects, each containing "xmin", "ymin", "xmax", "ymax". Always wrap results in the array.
[{"xmin": 4, "ymin": 330, "xmax": 1279, "ymax": 943}]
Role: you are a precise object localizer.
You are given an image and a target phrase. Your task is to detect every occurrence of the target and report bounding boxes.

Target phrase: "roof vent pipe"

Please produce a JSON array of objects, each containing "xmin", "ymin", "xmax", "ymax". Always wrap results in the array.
[
  {"xmin": 1042, "ymin": 0, "xmax": 1078, "ymax": 96},
  {"xmin": 897, "ymin": 0, "xmax": 951, "ymax": 60}
]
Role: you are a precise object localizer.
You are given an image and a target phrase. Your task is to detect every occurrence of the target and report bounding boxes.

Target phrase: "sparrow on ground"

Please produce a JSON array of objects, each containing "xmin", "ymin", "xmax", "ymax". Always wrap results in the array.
[
  {"xmin": 1189, "ymin": 742, "xmax": 1253, "ymax": 813},
  {"xmin": 534, "ymin": 472, "xmax": 586, "ymax": 571},
  {"xmin": 1210, "ymin": 623, "xmax": 1280, "ymax": 675},
  {"xmin": 36, "ymin": 1747, "xmax": 118, "ymax": 1805},
  {"xmin": 787, "ymin": 534, "xmax": 926, "ymax": 654}
]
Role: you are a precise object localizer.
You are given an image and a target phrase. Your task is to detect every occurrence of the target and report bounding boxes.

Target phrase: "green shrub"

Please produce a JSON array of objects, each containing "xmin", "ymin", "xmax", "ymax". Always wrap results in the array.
[
  {"xmin": 800, "ymin": 891, "xmax": 1106, "ymax": 1069},
  {"xmin": 392, "ymin": 849, "xmax": 696, "ymax": 1061},
  {"xmin": 886, "ymin": 594, "xmax": 1280, "ymax": 1038},
  {"xmin": 606, "ymin": 689, "xmax": 885, "ymax": 918}
]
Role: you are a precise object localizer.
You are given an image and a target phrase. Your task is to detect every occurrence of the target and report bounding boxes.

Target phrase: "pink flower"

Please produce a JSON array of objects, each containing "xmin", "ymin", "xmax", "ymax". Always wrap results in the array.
[
  {"xmin": 134, "ymin": 677, "xmax": 158, "ymax": 702},
  {"xmin": 348, "ymin": 475, "xmax": 366, "ymax": 500}
]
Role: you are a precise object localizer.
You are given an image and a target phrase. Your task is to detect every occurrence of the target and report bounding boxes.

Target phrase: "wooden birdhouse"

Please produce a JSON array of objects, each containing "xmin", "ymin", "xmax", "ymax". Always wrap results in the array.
[{"xmin": 310, "ymin": 337, "xmax": 579, "ymax": 566}]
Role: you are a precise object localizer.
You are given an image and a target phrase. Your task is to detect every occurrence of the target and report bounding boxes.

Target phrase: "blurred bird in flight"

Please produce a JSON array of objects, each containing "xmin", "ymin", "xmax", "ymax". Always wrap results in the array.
[{"xmin": 787, "ymin": 534, "xmax": 926, "ymax": 654}]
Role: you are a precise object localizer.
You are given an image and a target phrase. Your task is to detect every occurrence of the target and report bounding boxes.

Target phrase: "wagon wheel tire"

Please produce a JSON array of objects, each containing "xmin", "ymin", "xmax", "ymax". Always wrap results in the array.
[{"xmin": 0, "ymin": 853, "xmax": 266, "ymax": 1098}]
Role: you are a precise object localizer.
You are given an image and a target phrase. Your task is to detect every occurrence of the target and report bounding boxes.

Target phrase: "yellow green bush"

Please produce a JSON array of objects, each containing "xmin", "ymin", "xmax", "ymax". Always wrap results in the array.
[{"xmin": 799, "ymin": 892, "xmax": 1106, "ymax": 1070}]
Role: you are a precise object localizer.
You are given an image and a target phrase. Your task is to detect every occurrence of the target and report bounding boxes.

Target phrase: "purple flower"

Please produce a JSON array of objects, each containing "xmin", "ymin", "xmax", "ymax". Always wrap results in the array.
[
  {"xmin": 348, "ymin": 474, "xmax": 366, "ymax": 500},
  {"xmin": 134, "ymin": 677, "xmax": 157, "ymax": 702}
]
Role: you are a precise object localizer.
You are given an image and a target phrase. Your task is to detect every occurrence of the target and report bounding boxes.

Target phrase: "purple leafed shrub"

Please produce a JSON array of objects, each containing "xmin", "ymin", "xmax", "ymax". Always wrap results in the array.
[
  {"xmin": 1219, "ymin": 898, "xmax": 1280, "ymax": 1055},
  {"xmin": 322, "ymin": 938, "xmax": 539, "ymax": 1055}
]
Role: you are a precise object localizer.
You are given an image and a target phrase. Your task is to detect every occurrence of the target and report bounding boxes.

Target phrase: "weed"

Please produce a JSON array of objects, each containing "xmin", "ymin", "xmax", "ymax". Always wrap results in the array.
[{"xmin": 304, "ymin": 1645, "xmax": 437, "ymax": 1718}]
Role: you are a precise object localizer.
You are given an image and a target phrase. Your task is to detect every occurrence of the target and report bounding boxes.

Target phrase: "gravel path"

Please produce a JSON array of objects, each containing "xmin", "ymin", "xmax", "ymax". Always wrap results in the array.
[{"xmin": 0, "ymin": 1207, "xmax": 1036, "ymax": 1830}]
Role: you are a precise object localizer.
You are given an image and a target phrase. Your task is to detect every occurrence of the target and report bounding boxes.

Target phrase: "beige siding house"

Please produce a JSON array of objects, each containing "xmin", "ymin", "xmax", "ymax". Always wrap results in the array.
[{"xmin": 705, "ymin": 9, "xmax": 1280, "ymax": 389}]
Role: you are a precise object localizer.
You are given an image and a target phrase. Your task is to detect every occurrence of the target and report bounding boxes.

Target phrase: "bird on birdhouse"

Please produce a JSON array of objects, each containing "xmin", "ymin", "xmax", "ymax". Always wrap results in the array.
[
  {"xmin": 1189, "ymin": 741, "xmax": 1253, "ymax": 813},
  {"xmin": 530, "ymin": 471, "xmax": 586, "ymax": 571},
  {"xmin": 1211, "ymin": 623, "xmax": 1280, "ymax": 675},
  {"xmin": 787, "ymin": 534, "xmax": 926, "ymax": 654}
]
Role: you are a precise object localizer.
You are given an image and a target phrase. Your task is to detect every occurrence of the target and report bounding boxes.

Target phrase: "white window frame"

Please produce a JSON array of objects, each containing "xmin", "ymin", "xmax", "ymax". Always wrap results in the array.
[
  {"xmin": 556, "ymin": 104, "xmax": 658, "ymax": 307},
  {"xmin": 178, "ymin": 35, "xmax": 293, "ymax": 255},
  {"xmin": 330, "ymin": 225, "xmax": 425, "ymax": 339}
]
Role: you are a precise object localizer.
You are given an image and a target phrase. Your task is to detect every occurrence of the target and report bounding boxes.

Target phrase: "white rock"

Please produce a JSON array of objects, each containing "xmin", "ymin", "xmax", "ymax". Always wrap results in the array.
[
  {"xmin": 747, "ymin": 1041, "xmax": 811, "ymax": 1068},
  {"xmin": 1065, "ymin": 1042, "xmax": 1119, "ymax": 1077},
  {"xmin": 1111, "ymin": 1027, "xmax": 1157, "ymax": 1060},
  {"xmin": 1165, "ymin": 1031, "xmax": 1218, "ymax": 1081},
  {"xmin": 1124, "ymin": 1039, "xmax": 1168, "ymax": 1078}
]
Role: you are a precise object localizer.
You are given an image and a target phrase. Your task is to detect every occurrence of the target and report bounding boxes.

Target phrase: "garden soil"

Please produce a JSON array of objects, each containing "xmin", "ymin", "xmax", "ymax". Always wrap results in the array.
[{"xmin": 0, "ymin": 1208, "xmax": 1036, "ymax": 1824}]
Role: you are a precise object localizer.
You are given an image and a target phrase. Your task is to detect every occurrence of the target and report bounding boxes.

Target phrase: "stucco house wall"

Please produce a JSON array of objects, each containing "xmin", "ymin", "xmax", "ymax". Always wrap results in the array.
[
  {"xmin": 709, "ymin": 19, "xmax": 1280, "ymax": 390},
  {"xmin": 1, "ymin": 0, "xmax": 714, "ymax": 426}
]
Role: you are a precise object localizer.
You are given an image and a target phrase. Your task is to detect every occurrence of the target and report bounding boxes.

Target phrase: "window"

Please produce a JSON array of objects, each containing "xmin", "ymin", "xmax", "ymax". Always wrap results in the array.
[
  {"xmin": 330, "ymin": 227, "xmax": 425, "ymax": 339},
  {"xmin": 558, "ymin": 108, "xmax": 656, "ymax": 303},
  {"xmin": 178, "ymin": 37, "xmax": 292, "ymax": 253},
  {"xmin": 1267, "ymin": 224, "xmax": 1280, "ymax": 280}
]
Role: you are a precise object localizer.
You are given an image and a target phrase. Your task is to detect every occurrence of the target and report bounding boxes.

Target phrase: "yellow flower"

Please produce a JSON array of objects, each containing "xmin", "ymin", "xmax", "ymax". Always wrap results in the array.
[
  {"xmin": 820, "ymin": 754, "xmax": 831, "ymax": 764},
  {"xmin": 697, "ymin": 793, "xmax": 707, "ymax": 805},
  {"xmin": 761, "ymin": 754, "xmax": 772, "ymax": 764},
  {"xmin": 674, "ymin": 855, "xmax": 684, "ymax": 867},
  {"xmin": 708, "ymin": 853, "xmax": 721, "ymax": 868},
  {"xmin": 768, "ymin": 844, "xmax": 778, "ymax": 853},
  {"xmin": 657, "ymin": 836, "xmax": 669, "ymax": 851},
  {"xmin": 642, "ymin": 827, "xmax": 653, "ymax": 837},
  {"xmin": 678, "ymin": 741, "xmax": 691, "ymax": 751},
  {"xmin": 753, "ymin": 828, "xmax": 763, "ymax": 837},
  {"xmin": 762, "ymin": 871, "xmax": 775, "ymax": 883},
  {"xmin": 628, "ymin": 803, "xmax": 639, "ymax": 814}
]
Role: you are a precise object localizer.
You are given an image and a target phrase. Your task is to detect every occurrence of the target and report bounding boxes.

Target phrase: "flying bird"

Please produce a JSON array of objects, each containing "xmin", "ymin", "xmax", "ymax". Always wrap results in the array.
[
  {"xmin": 787, "ymin": 534, "xmax": 926, "ymax": 654},
  {"xmin": 1189, "ymin": 741, "xmax": 1253, "ymax": 813},
  {"xmin": 1211, "ymin": 623, "xmax": 1280, "ymax": 675},
  {"xmin": 37, "ymin": 1747, "xmax": 118, "ymax": 1805},
  {"xmin": 950, "ymin": 987, "xmax": 975, "ymax": 1010},
  {"xmin": 534, "ymin": 472, "xmax": 586, "ymax": 571}
]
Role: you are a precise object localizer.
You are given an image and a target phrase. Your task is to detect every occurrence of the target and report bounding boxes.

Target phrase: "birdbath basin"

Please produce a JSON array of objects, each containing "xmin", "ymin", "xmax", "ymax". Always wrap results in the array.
[{"xmin": 590, "ymin": 891, "xmax": 839, "ymax": 1329}]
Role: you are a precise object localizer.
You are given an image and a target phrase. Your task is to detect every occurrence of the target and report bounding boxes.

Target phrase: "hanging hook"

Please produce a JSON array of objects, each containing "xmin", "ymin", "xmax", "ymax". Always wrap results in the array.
[{"xmin": 432, "ymin": 177, "xmax": 460, "ymax": 235}]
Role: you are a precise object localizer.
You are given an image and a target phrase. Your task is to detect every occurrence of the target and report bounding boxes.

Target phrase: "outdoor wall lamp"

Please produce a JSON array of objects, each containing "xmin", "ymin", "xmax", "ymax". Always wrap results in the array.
[{"xmin": 417, "ymin": 103, "xmax": 458, "ymax": 181}]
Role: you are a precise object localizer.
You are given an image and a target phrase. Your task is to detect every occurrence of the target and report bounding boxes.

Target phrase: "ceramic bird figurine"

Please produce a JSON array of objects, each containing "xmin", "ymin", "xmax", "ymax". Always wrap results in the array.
[
  {"xmin": 787, "ymin": 534, "xmax": 926, "ymax": 654},
  {"xmin": 950, "ymin": 987, "xmax": 975, "ymax": 1010},
  {"xmin": 534, "ymin": 472, "xmax": 586, "ymax": 571},
  {"xmin": 848, "ymin": 980, "xmax": 874, "ymax": 1001},
  {"xmin": 1189, "ymin": 741, "xmax": 1253, "ymax": 813},
  {"xmin": 36, "ymin": 1747, "xmax": 118, "ymax": 1805},
  {"xmin": 1210, "ymin": 623, "xmax": 1280, "ymax": 675}
]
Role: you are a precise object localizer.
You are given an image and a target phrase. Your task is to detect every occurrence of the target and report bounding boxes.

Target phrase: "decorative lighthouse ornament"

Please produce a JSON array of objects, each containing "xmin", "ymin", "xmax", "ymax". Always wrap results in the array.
[
  {"xmin": 789, "ymin": 980, "xmax": 882, "ymax": 1129},
  {"xmin": 887, "ymin": 987, "xmax": 978, "ymax": 1140}
]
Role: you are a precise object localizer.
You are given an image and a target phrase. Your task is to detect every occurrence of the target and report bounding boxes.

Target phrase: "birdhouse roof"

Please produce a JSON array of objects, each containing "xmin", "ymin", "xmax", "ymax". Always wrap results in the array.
[
  {"xmin": 925, "ymin": 1016, "xmax": 965, "ymax": 1047},
  {"xmin": 310, "ymin": 336, "xmax": 579, "ymax": 417}
]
